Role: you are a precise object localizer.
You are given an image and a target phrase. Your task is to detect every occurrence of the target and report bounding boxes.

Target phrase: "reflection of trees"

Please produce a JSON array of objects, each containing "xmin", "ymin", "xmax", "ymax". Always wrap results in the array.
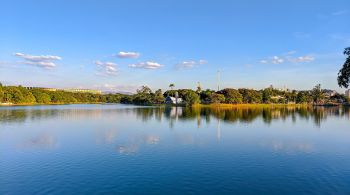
[
  {"xmin": 0, "ymin": 109, "xmax": 60, "ymax": 124},
  {"xmin": 1, "ymin": 105, "xmax": 350, "ymax": 127},
  {"xmin": 131, "ymin": 106, "xmax": 350, "ymax": 127},
  {"xmin": 0, "ymin": 107, "xmax": 116, "ymax": 124}
]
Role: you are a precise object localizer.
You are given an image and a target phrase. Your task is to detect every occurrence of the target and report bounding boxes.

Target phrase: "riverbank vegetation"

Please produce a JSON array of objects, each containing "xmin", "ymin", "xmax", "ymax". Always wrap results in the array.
[{"xmin": 0, "ymin": 83, "xmax": 348, "ymax": 106}]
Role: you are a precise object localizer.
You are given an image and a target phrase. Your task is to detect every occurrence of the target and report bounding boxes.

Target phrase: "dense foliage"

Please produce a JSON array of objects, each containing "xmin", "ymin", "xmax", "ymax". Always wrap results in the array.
[
  {"xmin": 0, "ymin": 83, "xmax": 348, "ymax": 106},
  {"xmin": 0, "ymin": 85, "xmax": 123, "ymax": 104},
  {"xmin": 338, "ymin": 47, "xmax": 350, "ymax": 88}
]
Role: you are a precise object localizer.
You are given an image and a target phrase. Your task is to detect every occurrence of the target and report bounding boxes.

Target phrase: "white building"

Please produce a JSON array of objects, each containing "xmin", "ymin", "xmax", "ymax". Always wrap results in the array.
[{"xmin": 165, "ymin": 96, "xmax": 183, "ymax": 104}]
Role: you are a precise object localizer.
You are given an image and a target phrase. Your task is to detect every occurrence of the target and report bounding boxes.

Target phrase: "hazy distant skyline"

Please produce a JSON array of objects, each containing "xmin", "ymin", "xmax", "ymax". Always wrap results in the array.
[{"xmin": 0, "ymin": 0, "xmax": 349, "ymax": 93}]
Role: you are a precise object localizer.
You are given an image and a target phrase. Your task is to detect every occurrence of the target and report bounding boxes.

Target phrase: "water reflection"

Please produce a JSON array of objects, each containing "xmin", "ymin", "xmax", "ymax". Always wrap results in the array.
[
  {"xmin": 96, "ymin": 129, "xmax": 118, "ymax": 144},
  {"xmin": 117, "ymin": 145, "xmax": 139, "ymax": 154},
  {"xmin": 21, "ymin": 133, "xmax": 57, "ymax": 149},
  {"xmin": 2, "ymin": 105, "xmax": 350, "ymax": 194},
  {"xmin": 116, "ymin": 135, "xmax": 160, "ymax": 155},
  {"xmin": 260, "ymin": 140, "xmax": 314, "ymax": 154},
  {"xmin": 1, "ymin": 105, "xmax": 349, "ymax": 127},
  {"xmin": 132, "ymin": 106, "xmax": 350, "ymax": 127}
]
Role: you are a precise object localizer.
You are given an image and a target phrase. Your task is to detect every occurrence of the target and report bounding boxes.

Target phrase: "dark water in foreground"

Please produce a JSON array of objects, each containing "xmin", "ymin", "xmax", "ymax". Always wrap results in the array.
[{"xmin": 1, "ymin": 104, "xmax": 350, "ymax": 194}]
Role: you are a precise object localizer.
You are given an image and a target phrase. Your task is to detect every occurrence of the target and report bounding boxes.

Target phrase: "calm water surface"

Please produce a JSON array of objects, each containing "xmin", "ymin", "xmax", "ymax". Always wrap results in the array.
[{"xmin": 1, "ymin": 104, "xmax": 350, "ymax": 194}]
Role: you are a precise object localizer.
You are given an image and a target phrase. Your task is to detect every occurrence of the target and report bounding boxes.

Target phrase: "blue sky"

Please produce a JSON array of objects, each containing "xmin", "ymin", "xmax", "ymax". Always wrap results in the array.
[{"xmin": 0, "ymin": 0, "xmax": 349, "ymax": 93}]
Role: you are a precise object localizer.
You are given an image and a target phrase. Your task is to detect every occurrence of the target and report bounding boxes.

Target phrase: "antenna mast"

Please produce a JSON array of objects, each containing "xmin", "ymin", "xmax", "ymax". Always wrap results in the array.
[{"xmin": 217, "ymin": 70, "xmax": 221, "ymax": 91}]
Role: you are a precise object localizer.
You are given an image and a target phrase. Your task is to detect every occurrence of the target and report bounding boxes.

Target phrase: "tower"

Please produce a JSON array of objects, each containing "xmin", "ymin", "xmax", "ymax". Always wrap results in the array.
[{"xmin": 217, "ymin": 70, "xmax": 221, "ymax": 91}]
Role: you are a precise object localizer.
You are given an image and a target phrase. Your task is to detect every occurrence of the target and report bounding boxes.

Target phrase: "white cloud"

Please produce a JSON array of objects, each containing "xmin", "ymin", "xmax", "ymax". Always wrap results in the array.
[
  {"xmin": 14, "ymin": 52, "xmax": 61, "ymax": 69},
  {"xmin": 15, "ymin": 53, "xmax": 61, "ymax": 61},
  {"xmin": 129, "ymin": 61, "xmax": 163, "ymax": 69},
  {"xmin": 176, "ymin": 59, "xmax": 208, "ymax": 69},
  {"xmin": 260, "ymin": 53, "xmax": 315, "ymax": 64},
  {"xmin": 293, "ymin": 56, "xmax": 314, "ymax": 63},
  {"xmin": 95, "ymin": 61, "xmax": 118, "ymax": 76},
  {"xmin": 271, "ymin": 56, "xmax": 284, "ymax": 64},
  {"xmin": 117, "ymin": 51, "xmax": 140, "ymax": 59},
  {"xmin": 176, "ymin": 61, "xmax": 196, "ymax": 69}
]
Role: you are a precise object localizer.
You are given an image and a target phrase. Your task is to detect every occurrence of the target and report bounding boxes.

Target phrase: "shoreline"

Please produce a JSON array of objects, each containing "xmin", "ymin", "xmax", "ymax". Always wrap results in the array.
[
  {"xmin": 1, "ymin": 102, "xmax": 348, "ymax": 107},
  {"xmin": 0, "ymin": 102, "xmax": 103, "ymax": 107}
]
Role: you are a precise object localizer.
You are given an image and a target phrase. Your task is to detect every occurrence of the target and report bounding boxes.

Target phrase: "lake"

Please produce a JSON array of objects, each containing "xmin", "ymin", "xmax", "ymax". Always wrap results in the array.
[{"xmin": 1, "ymin": 104, "xmax": 350, "ymax": 194}]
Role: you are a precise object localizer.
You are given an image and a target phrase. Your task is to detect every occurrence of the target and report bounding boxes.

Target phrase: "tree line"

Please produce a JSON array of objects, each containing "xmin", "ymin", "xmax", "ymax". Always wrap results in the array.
[
  {"xmin": 0, "ymin": 84, "xmax": 123, "ymax": 104},
  {"xmin": 1, "ymin": 83, "xmax": 348, "ymax": 106}
]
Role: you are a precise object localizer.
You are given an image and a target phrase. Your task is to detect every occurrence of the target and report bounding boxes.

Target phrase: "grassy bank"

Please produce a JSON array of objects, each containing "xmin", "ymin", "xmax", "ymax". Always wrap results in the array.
[{"xmin": 0, "ymin": 102, "xmax": 103, "ymax": 106}]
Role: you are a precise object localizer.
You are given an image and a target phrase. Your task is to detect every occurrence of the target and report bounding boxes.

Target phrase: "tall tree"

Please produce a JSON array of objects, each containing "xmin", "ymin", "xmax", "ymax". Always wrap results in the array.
[
  {"xmin": 153, "ymin": 89, "xmax": 165, "ymax": 104},
  {"xmin": 337, "ymin": 47, "xmax": 350, "ymax": 88},
  {"xmin": 137, "ymin": 86, "xmax": 152, "ymax": 94},
  {"xmin": 311, "ymin": 84, "xmax": 324, "ymax": 104},
  {"xmin": 133, "ymin": 86, "xmax": 153, "ymax": 105}
]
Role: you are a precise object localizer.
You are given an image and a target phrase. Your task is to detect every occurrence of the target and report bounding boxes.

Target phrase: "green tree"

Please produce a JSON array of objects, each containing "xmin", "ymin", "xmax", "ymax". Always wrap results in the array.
[
  {"xmin": 163, "ymin": 90, "xmax": 177, "ymax": 97},
  {"xmin": 153, "ymin": 89, "xmax": 165, "ymax": 104},
  {"xmin": 311, "ymin": 84, "xmax": 325, "ymax": 104},
  {"xmin": 18, "ymin": 87, "xmax": 36, "ymax": 103},
  {"xmin": 210, "ymin": 93, "xmax": 225, "ymax": 103},
  {"xmin": 133, "ymin": 86, "xmax": 153, "ymax": 105},
  {"xmin": 137, "ymin": 85, "xmax": 152, "ymax": 94},
  {"xmin": 289, "ymin": 90, "xmax": 298, "ymax": 103},
  {"xmin": 296, "ymin": 91, "xmax": 312, "ymax": 104},
  {"xmin": 31, "ymin": 90, "xmax": 51, "ymax": 104},
  {"xmin": 262, "ymin": 88, "xmax": 272, "ymax": 103},
  {"xmin": 338, "ymin": 47, "xmax": 350, "ymax": 88},
  {"xmin": 120, "ymin": 95, "xmax": 134, "ymax": 104},
  {"xmin": 238, "ymin": 88, "xmax": 262, "ymax": 103},
  {"xmin": 105, "ymin": 94, "xmax": 121, "ymax": 103},
  {"xmin": 49, "ymin": 91, "xmax": 77, "ymax": 103},
  {"xmin": 218, "ymin": 88, "xmax": 243, "ymax": 104},
  {"xmin": 3, "ymin": 87, "xmax": 25, "ymax": 103},
  {"xmin": 182, "ymin": 90, "xmax": 200, "ymax": 105},
  {"xmin": 200, "ymin": 89, "xmax": 214, "ymax": 103},
  {"xmin": 0, "ymin": 85, "xmax": 3, "ymax": 102}
]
